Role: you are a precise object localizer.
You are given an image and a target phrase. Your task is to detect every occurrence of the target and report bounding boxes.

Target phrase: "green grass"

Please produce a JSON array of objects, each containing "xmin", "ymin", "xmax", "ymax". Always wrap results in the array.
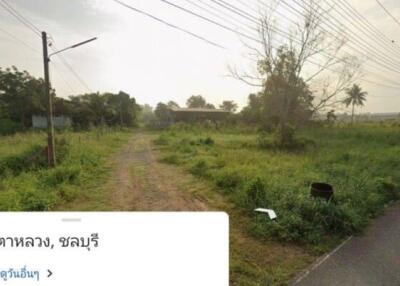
[
  {"xmin": 156, "ymin": 124, "xmax": 400, "ymax": 284},
  {"xmin": 0, "ymin": 129, "xmax": 133, "ymax": 211},
  {"xmin": 156, "ymin": 124, "xmax": 400, "ymax": 246}
]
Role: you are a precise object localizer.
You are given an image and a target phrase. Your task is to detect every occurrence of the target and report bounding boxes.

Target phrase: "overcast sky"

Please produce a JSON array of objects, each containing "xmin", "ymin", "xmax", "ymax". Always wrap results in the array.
[{"xmin": 1, "ymin": 0, "xmax": 400, "ymax": 113}]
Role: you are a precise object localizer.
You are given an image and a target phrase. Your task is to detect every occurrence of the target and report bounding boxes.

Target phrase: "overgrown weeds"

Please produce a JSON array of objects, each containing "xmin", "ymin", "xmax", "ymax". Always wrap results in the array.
[
  {"xmin": 157, "ymin": 125, "xmax": 400, "ymax": 245},
  {"xmin": 0, "ymin": 129, "xmax": 132, "ymax": 211}
]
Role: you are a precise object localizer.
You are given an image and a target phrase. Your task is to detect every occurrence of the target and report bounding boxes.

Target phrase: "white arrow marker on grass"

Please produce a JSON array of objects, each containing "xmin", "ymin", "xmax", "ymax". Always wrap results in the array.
[{"xmin": 254, "ymin": 208, "xmax": 277, "ymax": 220}]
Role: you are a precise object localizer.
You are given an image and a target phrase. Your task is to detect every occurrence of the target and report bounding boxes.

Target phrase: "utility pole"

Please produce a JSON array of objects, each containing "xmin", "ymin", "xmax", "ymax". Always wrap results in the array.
[
  {"xmin": 42, "ymin": 31, "xmax": 56, "ymax": 167},
  {"xmin": 41, "ymin": 32, "xmax": 97, "ymax": 167}
]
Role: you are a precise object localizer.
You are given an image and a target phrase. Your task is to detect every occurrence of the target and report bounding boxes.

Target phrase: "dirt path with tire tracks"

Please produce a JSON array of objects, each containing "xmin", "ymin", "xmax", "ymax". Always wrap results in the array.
[
  {"xmin": 106, "ymin": 131, "xmax": 314, "ymax": 285},
  {"xmin": 108, "ymin": 132, "xmax": 208, "ymax": 211}
]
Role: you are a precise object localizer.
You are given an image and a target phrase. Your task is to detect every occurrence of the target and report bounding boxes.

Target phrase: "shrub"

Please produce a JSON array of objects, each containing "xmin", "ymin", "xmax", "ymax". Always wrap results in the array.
[
  {"xmin": 252, "ymin": 196, "xmax": 371, "ymax": 244},
  {"xmin": 189, "ymin": 159, "xmax": 209, "ymax": 177},
  {"xmin": 0, "ymin": 118, "xmax": 21, "ymax": 135},
  {"xmin": 374, "ymin": 177, "xmax": 399, "ymax": 201},
  {"xmin": 0, "ymin": 145, "xmax": 47, "ymax": 176},
  {"xmin": 199, "ymin": 136, "xmax": 214, "ymax": 146},
  {"xmin": 256, "ymin": 133, "xmax": 266, "ymax": 149},
  {"xmin": 160, "ymin": 154, "xmax": 180, "ymax": 165},
  {"xmin": 18, "ymin": 188, "xmax": 58, "ymax": 211},
  {"xmin": 40, "ymin": 165, "xmax": 81, "ymax": 187},
  {"xmin": 156, "ymin": 125, "xmax": 400, "ymax": 245},
  {"xmin": 246, "ymin": 178, "xmax": 268, "ymax": 208},
  {"xmin": 214, "ymin": 168, "xmax": 242, "ymax": 191},
  {"xmin": 54, "ymin": 137, "xmax": 70, "ymax": 163}
]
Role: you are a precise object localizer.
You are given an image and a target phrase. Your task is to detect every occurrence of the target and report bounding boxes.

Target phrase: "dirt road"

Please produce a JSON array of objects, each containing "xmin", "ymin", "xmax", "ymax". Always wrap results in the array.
[
  {"xmin": 108, "ymin": 133, "xmax": 209, "ymax": 211},
  {"xmin": 105, "ymin": 132, "xmax": 314, "ymax": 285}
]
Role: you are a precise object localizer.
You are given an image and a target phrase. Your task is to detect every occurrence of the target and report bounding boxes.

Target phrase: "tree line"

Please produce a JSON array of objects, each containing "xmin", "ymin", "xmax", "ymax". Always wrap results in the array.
[
  {"xmin": 0, "ymin": 66, "xmax": 141, "ymax": 135},
  {"xmin": 1, "ymin": 65, "xmax": 366, "ymax": 139}
]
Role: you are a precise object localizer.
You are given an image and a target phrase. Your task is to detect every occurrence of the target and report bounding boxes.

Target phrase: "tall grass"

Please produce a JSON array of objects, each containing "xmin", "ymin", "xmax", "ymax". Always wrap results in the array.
[
  {"xmin": 156, "ymin": 124, "xmax": 400, "ymax": 245},
  {"xmin": 0, "ymin": 129, "xmax": 132, "ymax": 211}
]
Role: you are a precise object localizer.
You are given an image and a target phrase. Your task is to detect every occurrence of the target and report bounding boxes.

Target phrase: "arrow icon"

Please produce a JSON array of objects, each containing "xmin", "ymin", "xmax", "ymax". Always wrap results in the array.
[{"xmin": 47, "ymin": 269, "xmax": 53, "ymax": 278}]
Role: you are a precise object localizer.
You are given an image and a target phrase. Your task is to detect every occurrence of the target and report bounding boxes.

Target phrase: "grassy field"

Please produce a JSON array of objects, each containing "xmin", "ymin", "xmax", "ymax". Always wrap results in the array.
[
  {"xmin": 0, "ymin": 128, "xmax": 133, "ymax": 211},
  {"xmin": 1, "ymin": 124, "xmax": 399, "ymax": 285},
  {"xmin": 152, "ymin": 123, "xmax": 400, "ymax": 284},
  {"xmin": 155, "ymin": 124, "xmax": 400, "ymax": 247}
]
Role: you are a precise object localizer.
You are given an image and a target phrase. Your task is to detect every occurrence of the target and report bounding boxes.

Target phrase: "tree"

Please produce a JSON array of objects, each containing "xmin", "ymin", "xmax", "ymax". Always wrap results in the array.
[
  {"xmin": 326, "ymin": 109, "xmax": 337, "ymax": 124},
  {"xmin": 154, "ymin": 102, "xmax": 172, "ymax": 123},
  {"xmin": 220, "ymin": 100, "xmax": 238, "ymax": 112},
  {"xmin": 0, "ymin": 66, "xmax": 48, "ymax": 129},
  {"xmin": 205, "ymin": 103, "xmax": 216, "ymax": 109},
  {"xmin": 68, "ymin": 92, "xmax": 140, "ymax": 129},
  {"xmin": 167, "ymin": 101, "xmax": 180, "ymax": 108},
  {"xmin": 0, "ymin": 66, "xmax": 141, "ymax": 132},
  {"xmin": 186, "ymin": 95, "xmax": 207, "ymax": 108},
  {"xmin": 230, "ymin": 0, "xmax": 360, "ymax": 145},
  {"xmin": 138, "ymin": 104, "xmax": 156, "ymax": 127},
  {"xmin": 241, "ymin": 93, "xmax": 263, "ymax": 124},
  {"xmin": 343, "ymin": 84, "xmax": 367, "ymax": 124}
]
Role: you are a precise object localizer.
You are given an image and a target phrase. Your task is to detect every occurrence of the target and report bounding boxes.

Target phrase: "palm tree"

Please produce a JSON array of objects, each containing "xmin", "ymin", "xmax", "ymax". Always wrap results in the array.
[{"xmin": 343, "ymin": 84, "xmax": 367, "ymax": 124}]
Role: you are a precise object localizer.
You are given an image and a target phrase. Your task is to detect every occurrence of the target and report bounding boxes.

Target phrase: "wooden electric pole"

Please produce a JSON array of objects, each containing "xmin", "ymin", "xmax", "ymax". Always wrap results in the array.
[{"xmin": 42, "ymin": 31, "xmax": 56, "ymax": 167}]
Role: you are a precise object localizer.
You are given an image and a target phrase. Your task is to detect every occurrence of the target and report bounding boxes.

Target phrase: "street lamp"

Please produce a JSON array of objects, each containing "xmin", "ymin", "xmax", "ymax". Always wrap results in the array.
[
  {"xmin": 42, "ymin": 32, "xmax": 97, "ymax": 167},
  {"xmin": 48, "ymin": 37, "xmax": 97, "ymax": 59}
]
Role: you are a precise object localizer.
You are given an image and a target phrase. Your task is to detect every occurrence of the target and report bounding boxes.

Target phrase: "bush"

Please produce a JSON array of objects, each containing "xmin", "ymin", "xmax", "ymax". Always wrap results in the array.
[
  {"xmin": 374, "ymin": 177, "xmax": 399, "ymax": 201},
  {"xmin": 199, "ymin": 136, "xmax": 214, "ymax": 146},
  {"xmin": 155, "ymin": 125, "xmax": 400, "ymax": 245},
  {"xmin": 257, "ymin": 132, "xmax": 271, "ymax": 149},
  {"xmin": 246, "ymin": 178, "xmax": 268, "ymax": 208},
  {"xmin": 0, "ymin": 138, "xmax": 71, "ymax": 177},
  {"xmin": 189, "ymin": 159, "xmax": 209, "ymax": 177},
  {"xmin": 252, "ymin": 195, "xmax": 372, "ymax": 244},
  {"xmin": 55, "ymin": 137, "xmax": 70, "ymax": 162},
  {"xmin": 0, "ymin": 118, "xmax": 21, "ymax": 135},
  {"xmin": 214, "ymin": 168, "xmax": 242, "ymax": 191},
  {"xmin": 0, "ymin": 145, "xmax": 47, "ymax": 175},
  {"xmin": 160, "ymin": 154, "xmax": 180, "ymax": 165},
  {"xmin": 40, "ymin": 165, "xmax": 81, "ymax": 187},
  {"xmin": 0, "ymin": 129, "xmax": 132, "ymax": 211},
  {"xmin": 18, "ymin": 188, "xmax": 58, "ymax": 211}
]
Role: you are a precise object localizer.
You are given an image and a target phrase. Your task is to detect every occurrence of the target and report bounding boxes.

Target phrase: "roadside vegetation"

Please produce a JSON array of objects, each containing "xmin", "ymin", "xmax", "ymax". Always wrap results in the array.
[
  {"xmin": 0, "ymin": 66, "xmax": 141, "ymax": 136},
  {"xmin": 155, "ymin": 123, "xmax": 400, "ymax": 246},
  {"xmin": 0, "ymin": 129, "xmax": 132, "ymax": 211},
  {"xmin": 2, "ymin": 0, "xmax": 400, "ymax": 284}
]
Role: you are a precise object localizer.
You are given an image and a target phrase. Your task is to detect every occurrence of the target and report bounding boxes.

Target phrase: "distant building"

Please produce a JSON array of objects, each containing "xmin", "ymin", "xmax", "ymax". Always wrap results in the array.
[
  {"xmin": 32, "ymin": 115, "xmax": 72, "ymax": 129},
  {"xmin": 169, "ymin": 107, "xmax": 230, "ymax": 123}
]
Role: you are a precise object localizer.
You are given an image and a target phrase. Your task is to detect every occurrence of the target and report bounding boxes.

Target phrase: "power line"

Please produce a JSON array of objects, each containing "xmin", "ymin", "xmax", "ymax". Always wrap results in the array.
[
  {"xmin": 215, "ymin": 0, "xmax": 400, "ymax": 84},
  {"xmin": 375, "ymin": 0, "xmax": 400, "ymax": 29},
  {"xmin": 51, "ymin": 63, "xmax": 77, "ymax": 95},
  {"xmin": 266, "ymin": 0, "xmax": 400, "ymax": 85},
  {"xmin": 166, "ymin": 0, "xmax": 400, "ymax": 89},
  {"xmin": 324, "ymin": 0, "xmax": 400, "ymax": 58},
  {"xmin": 0, "ymin": 0, "xmax": 93, "ymax": 94},
  {"xmin": 286, "ymin": 0, "xmax": 400, "ymax": 67},
  {"xmin": 0, "ymin": 26, "xmax": 39, "ymax": 53},
  {"xmin": 234, "ymin": 0, "xmax": 400, "ymax": 85},
  {"xmin": 1, "ymin": 0, "xmax": 41, "ymax": 33},
  {"xmin": 161, "ymin": 0, "xmax": 260, "ymax": 43},
  {"xmin": 333, "ymin": 0, "xmax": 398, "ymax": 48},
  {"xmin": 244, "ymin": 0, "xmax": 400, "ymax": 74},
  {"xmin": 112, "ymin": 0, "xmax": 226, "ymax": 49},
  {"xmin": 0, "ymin": 0, "xmax": 41, "ymax": 37},
  {"xmin": 0, "ymin": 26, "xmax": 78, "ymax": 94},
  {"xmin": 188, "ymin": 0, "xmax": 400, "ymax": 75},
  {"xmin": 50, "ymin": 43, "xmax": 93, "ymax": 93}
]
